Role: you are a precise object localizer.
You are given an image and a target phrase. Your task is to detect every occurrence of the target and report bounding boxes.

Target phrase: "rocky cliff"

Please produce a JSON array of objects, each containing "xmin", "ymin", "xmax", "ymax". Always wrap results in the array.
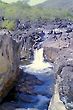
[
  {"xmin": 0, "ymin": 29, "xmax": 20, "ymax": 102},
  {"xmin": 43, "ymin": 20, "xmax": 73, "ymax": 109}
]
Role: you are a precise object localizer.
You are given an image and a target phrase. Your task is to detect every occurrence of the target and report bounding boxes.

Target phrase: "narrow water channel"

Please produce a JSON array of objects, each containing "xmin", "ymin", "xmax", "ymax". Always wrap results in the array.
[{"xmin": 0, "ymin": 48, "xmax": 55, "ymax": 110}]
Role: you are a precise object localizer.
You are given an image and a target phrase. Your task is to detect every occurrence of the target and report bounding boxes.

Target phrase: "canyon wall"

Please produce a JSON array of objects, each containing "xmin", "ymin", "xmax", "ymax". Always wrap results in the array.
[
  {"xmin": 0, "ymin": 30, "xmax": 20, "ymax": 102},
  {"xmin": 43, "ymin": 31, "xmax": 73, "ymax": 109}
]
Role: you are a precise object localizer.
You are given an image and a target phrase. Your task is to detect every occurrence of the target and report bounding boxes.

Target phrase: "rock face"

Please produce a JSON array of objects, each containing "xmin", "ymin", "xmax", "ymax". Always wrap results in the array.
[
  {"xmin": 43, "ymin": 20, "xmax": 73, "ymax": 109},
  {"xmin": 49, "ymin": 83, "xmax": 67, "ymax": 110},
  {"xmin": 0, "ymin": 30, "xmax": 20, "ymax": 102}
]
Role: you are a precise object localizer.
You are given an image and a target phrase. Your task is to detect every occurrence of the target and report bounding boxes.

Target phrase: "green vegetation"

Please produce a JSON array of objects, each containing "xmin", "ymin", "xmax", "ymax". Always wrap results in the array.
[
  {"xmin": 0, "ymin": 0, "xmax": 73, "ymax": 20},
  {"xmin": 1, "ymin": 20, "xmax": 15, "ymax": 30}
]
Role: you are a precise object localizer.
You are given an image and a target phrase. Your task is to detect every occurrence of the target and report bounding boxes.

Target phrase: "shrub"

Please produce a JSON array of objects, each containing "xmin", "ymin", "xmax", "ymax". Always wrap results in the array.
[{"xmin": 2, "ymin": 20, "xmax": 15, "ymax": 30}]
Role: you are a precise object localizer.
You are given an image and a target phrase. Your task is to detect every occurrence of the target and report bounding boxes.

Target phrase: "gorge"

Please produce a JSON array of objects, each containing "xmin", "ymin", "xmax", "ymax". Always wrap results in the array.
[{"xmin": 0, "ymin": 18, "xmax": 73, "ymax": 110}]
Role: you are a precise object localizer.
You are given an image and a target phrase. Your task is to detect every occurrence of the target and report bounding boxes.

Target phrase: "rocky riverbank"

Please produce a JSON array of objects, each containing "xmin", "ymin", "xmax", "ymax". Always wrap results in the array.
[{"xmin": 43, "ymin": 18, "xmax": 73, "ymax": 109}]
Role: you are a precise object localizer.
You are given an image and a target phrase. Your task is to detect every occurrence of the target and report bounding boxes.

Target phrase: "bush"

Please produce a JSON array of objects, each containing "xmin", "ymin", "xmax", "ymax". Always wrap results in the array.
[{"xmin": 2, "ymin": 20, "xmax": 15, "ymax": 30}]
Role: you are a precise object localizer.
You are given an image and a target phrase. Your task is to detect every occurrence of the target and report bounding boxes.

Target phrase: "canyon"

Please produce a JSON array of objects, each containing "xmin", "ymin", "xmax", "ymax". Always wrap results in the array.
[{"xmin": 0, "ymin": 18, "xmax": 73, "ymax": 110}]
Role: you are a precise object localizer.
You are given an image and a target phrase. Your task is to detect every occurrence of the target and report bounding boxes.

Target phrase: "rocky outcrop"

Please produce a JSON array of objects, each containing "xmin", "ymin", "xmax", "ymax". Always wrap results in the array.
[
  {"xmin": 49, "ymin": 83, "xmax": 67, "ymax": 110},
  {"xmin": 0, "ymin": 29, "xmax": 20, "ymax": 102},
  {"xmin": 43, "ymin": 25, "xmax": 73, "ymax": 109}
]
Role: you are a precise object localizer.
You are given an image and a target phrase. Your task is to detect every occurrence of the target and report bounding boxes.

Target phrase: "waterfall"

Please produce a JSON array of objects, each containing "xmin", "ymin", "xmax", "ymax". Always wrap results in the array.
[
  {"xmin": 29, "ymin": 48, "xmax": 52, "ymax": 70},
  {"xmin": 33, "ymin": 48, "xmax": 44, "ymax": 64},
  {"xmin": 20, "ymin": 48, "xmax": 53, "ymax": 73}
]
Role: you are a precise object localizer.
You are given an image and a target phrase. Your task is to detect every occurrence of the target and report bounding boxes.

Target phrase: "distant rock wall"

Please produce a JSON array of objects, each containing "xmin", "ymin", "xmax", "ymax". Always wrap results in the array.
[{"xmin": 0, "ymin": 30, "xmax": 20, "ymax": 102}]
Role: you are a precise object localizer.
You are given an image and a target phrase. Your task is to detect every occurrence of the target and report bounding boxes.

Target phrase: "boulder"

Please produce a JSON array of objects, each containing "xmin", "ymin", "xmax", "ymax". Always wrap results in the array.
[{"xmin": 0, "ymin": 30, "xmax": 20, "ymax": 102}]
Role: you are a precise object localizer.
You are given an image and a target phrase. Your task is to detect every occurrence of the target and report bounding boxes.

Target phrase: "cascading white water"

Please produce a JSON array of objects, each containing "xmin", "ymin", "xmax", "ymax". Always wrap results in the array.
[
  {"xmin": 33, "ymin": 48, "xmax": 44, "ymax": 64},
  {"xmin": 28, "ymin": 48, "xmax": 52, "ymax": 71},
  {"xmin": 20, "ymin": 48, "xmax": 53, "ymax": 73}
]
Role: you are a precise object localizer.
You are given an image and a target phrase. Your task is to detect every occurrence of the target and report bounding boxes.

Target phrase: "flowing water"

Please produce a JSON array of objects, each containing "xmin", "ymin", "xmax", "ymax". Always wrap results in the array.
[
  {"xmin": 0, "ymin": 48, "xmax": 55, "ymax": 110},
  {"xmin": 21, "ymin": 48, "xmax": 53, "ymax": 73}
]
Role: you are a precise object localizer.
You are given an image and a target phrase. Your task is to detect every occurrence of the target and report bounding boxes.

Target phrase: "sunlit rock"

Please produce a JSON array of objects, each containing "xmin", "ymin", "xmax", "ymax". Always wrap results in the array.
[
  {"xmin": 0, "ymin": 30, "xmax": 20, "ymax": 102},
  {"xmin": 49, "ymin": 83, "xmax": 67, "ymax": 110}
]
